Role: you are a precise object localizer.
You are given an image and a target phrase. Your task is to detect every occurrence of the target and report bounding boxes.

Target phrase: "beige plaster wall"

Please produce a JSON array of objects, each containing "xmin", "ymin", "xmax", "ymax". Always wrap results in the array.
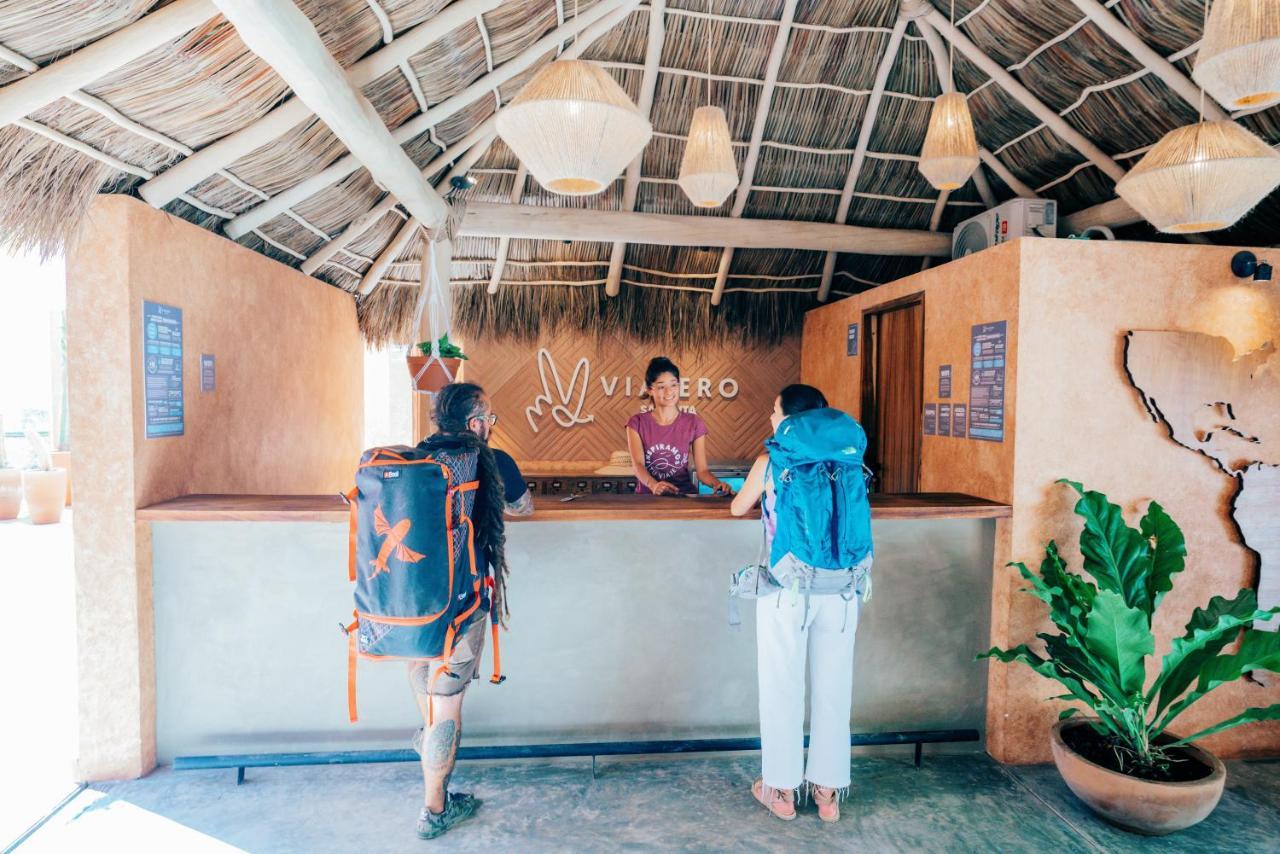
[
  {"xmin": 995, "ymin": 238, "xmax": 1280, "ymax": 764},
  {"xmin": 66, "ymin": 196, "xmax": 364, "ymax": 779},
  {"xmin": 801, "ymin": 240, "xmax": 1021, "ymax": 504}
]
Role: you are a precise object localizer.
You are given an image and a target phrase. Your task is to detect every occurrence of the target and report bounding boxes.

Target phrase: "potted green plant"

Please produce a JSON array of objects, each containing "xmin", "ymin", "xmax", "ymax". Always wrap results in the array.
[
  {"xmin": 983, "ymin": 480, "xmax": 1280, "ymax": 835},
  {"xmin": 406, "ymin": 334, "xmax": 467, "ymax": 393},
  {"xmin": 0, "ymin": 416, "xmax": 21, "ymax": 521},
  {"xmin": 21, "ymin": 424, "xmax": 67, "ymax": 525}
]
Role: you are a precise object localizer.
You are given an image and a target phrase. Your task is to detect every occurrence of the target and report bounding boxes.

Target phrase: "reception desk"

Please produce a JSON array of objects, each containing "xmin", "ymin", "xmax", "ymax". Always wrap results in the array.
[{"xmin": 139, "ymin": 493, "xmax": 1008, "ymax": 763}]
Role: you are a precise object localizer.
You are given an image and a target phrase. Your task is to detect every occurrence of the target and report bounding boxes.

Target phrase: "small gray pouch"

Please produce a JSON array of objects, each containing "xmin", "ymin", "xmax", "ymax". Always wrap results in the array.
[{"xmin": 728, "ymin": 530, "xmax": 781, "ymax": 628}]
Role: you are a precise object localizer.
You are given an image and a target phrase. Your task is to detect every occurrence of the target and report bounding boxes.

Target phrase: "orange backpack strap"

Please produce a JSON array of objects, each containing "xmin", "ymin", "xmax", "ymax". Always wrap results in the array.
[
  {"xmin": 344, "ymin": 487, "xmax": 359, "ymax": 582},
  {"xmin": 489, "ymin": 620, "xmax": 505, "ymax": 685},
  {"xmin": 344, "ymin": 613, "xmax": 359, "ymax": 723}
]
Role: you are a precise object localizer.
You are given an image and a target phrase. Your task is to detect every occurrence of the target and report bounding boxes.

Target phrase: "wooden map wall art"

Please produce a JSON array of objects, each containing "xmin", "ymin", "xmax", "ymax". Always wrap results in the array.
[
  {"xmin": 463, "ymin": 330, "xmax": 801, "ymax": 467},
  {"xmin": 1124, "ymin": 331, "xmax": 1280, "ymax": 653}
]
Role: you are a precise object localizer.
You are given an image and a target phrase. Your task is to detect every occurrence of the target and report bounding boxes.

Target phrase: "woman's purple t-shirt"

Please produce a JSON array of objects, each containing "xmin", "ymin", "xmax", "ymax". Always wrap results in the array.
[{"xmin": 626, "ymin": 410, "xmax": 709, "ymax": 494}]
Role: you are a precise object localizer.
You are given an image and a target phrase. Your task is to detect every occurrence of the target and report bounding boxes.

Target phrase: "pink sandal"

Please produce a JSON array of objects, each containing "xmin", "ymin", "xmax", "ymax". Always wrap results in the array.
[
  {"xmin": 812, "ymin": 785, "xmax": 840, "ymax": 823},
  {"xmin": 751, "ymin": 779, "xmax": 796, "ymax": 821}
]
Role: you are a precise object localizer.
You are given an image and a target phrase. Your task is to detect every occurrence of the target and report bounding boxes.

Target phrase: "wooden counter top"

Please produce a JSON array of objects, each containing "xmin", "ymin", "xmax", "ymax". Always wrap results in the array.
[{"xmin": 137, "ymin": 492, "xmax": 1011, "ymax": 523}]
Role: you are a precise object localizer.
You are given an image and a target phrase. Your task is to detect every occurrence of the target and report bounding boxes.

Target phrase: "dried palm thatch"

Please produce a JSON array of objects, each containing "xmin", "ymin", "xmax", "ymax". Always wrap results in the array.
[{"xmin": 0, "ymin": 0, "xmax": 1277, "ymax": 346}]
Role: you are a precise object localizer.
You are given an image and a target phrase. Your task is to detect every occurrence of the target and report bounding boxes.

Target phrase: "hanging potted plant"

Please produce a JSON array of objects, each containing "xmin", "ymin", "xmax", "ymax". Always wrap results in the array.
[
  {"xmin": 20, "ymin": 424, "xmax": 68, "ymax": 525},
  {"xmin": 983, "ymin": 480, "xmax": 1280, "ymax": 835},
  {"xmin": 0, "ymin": 416, "xmax": 21, "ymax": 521},
  {"xmin": 406, "ymin": 334, "xmax": 467, "ymax": 393}
]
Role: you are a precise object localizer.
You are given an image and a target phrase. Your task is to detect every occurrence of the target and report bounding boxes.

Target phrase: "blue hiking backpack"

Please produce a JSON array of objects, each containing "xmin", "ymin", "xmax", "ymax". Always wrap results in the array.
[{"xmin": 765, "ymin": 407, "xmax": 873, "ymax": 572}]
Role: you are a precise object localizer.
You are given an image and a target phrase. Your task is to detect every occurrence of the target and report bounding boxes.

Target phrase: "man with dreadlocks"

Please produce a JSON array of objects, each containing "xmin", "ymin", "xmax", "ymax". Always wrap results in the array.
[{"xmin": 409, "ymin": 382, "xmax": 532, "ymax": 840}]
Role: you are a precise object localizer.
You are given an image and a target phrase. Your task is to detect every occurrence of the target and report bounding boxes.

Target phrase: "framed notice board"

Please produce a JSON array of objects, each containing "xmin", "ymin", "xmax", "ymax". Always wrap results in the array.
[{"xmin": 143, "ymin": 300, "xmax": 184, "ymax": 438}]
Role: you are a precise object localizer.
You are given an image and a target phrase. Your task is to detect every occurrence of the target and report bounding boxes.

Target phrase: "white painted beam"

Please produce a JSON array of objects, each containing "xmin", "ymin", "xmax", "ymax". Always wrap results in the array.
[
  {"xmin": 607, "ymin": 0, "xmax": 666, "ymax": 297},
  {"xmin": 1065, "ymin": 0, "xmax": 1229, "ymax": 122},
  {"xmin": 971, "ymin": 165, "xmax": 996, "ymax": 207},
  {"xmin": 457, "ymin": 203, "xmax": 953, "ymax": 256},
  {"xmin": 138, "ymin": 0, "xmax": 501, "ymax": 207},
  {"xmin": 220, "ymin": 0, "xmax": 633, "ymax": 239},
  {"xmin": 713, "ymin": 0, "xmax": 798, "ymax": 306},
  {"xmin": 0, "ymin": 0, "xmax": 216, "ymax": 128},
  {"xmin": 979, "ymin": 148, "xmax": 1038, "ymax": 197},
  {"xmin": 487, "ymin": 163, "xmax": 527, "ymax": 294},
  {"xmin": 817, "ymin": 17, "xmax": 908, "ymax": 302},
  {"xmin": 212, "ymin": 0, "xmax": 449, "ymax": 239},
  {"xmin": 925, "ymin": 9, "xmax": 1127, "ymax": 183}
]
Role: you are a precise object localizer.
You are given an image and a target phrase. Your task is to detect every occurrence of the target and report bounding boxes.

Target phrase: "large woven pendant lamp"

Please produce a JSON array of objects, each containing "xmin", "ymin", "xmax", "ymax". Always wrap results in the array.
[
  {"xmin": 677, "ymin": 2, "xmax": 737, "ymax": 207},
  {"xmin": 1193, "ymin": 0, "xmax": 1280, "ymax": 110},
  {"xmin": 919, "ymin": 1, "xmax": 979, "ymax": 190},
  {"xmin": 497, "ymin": 59, "xmax": 652, "ymax": 196},
  {"xmin": 1115, "ymin": 120, "xmax": 1280, "ymax": 233}
]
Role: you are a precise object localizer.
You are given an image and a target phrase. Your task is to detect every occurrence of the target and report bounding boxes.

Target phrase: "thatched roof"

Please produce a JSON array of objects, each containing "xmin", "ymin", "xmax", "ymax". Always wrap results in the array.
[{"xmin": 1, "ymin": 0, "xmax": 1277, "ymax": 346}]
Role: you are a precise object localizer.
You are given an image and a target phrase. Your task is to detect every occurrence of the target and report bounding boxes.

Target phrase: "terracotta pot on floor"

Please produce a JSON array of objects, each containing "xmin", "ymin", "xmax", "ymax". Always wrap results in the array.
[
  {"xmin": 48, "ymin": 451, "xmax": 72, "ymax": 505},
  {"xmin": 0, "ymin": 469, "xmax": 21, "ymax": 520},
  {"xmin": 1050, "ymin": 719, "xmax": 1225, "ymax": 835},
  {"xmin": 23, "ymin": 469, "xmax": 68, "ymax": 525}
]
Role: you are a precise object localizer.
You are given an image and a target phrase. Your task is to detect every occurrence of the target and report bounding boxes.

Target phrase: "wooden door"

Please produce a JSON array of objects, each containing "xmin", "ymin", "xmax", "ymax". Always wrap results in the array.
[{"xmin": 861, "ymin": 295, "xmax": 924, "ymax": 494}]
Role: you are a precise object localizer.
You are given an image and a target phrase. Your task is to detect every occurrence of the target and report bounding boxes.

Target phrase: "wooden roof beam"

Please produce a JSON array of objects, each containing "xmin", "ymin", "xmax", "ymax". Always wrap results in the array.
[
  {"xmin": 0, "ymin": 0, "xmax": 217, "ymax": 128},
  {"xmin": 607, "ymin": 0, "xmax": 667, "ymax": 298},
  {"xmin": 713, "ymin": 0, "xmax": 798, "ymax": 306},
  {"xmin": 138, "ymin": 0, "xmax": 502, "ymax": 208},
  {"xmin": 220, "ymin": 0, "xmax": 635, "ymax": 240},
  {"xmin": 1065, "ymin": 0, "xmax": 1229, "ymax": 122},
  {"xmin": 817, "ymin": 17, "xmax": 908, "ymax": 302},
  {"xmin": 211, "ymin": 0, "xmax": 449, "ymax": 238},
  {"xmin": 487, "ymin": 163, "xmax": 528, "ymax": 294},
  {"xmin": 979, "ymin": 148, "xmax": 1038, "ymax": 197}
]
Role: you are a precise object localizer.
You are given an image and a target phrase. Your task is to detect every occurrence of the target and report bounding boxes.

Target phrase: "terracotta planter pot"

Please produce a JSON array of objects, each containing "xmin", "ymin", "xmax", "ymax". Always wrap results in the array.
[
  {"xmin": 406, "ymin": 355, "xmax": 462, "ymax": 392},
  {"xmin": 0, "ymin": 469, "xmax": 21, "ymax": 520},
  {"xmin": 1051, "ymin": 719, "xmax": 1225, "ymax": 835},
  {"xmin": 48, "ymin": 451, "xmax": 72, "ymax": 506},
  {"xmin": 23, "ymin": 468, "xmax": 68, "ymax": 525}
]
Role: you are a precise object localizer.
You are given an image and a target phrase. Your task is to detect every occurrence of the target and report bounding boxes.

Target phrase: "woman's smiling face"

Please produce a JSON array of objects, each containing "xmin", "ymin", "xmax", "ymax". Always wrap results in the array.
[{"xmin": 648, "ymin": 371, "xmax": 680, "ymax": 408}]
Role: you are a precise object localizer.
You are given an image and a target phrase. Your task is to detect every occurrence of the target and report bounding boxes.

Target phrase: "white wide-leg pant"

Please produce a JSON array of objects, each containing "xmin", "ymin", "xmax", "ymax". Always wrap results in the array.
[{"xmin": 756, "ymin": 591, "xmax": 859, "ymax": 790}]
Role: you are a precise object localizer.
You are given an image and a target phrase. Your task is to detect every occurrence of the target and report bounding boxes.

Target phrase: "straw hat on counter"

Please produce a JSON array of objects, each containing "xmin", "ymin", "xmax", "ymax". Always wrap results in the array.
[{"xmin": 594, "ymin": 451, "xmax": 635, "ymax": 476}]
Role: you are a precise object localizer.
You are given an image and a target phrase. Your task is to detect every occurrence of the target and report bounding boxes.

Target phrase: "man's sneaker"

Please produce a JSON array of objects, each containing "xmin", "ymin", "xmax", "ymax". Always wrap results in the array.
[
  {"xmin": 812, "ymin": 786, "xmax": 840, "ymax": 823},
  {"xmin": 751, "ymin": 779, "xmax": 796, "ymax": 821},
  {"xmin": 417, "ymin": 792, "xmax": 481, "ymax": 840}
]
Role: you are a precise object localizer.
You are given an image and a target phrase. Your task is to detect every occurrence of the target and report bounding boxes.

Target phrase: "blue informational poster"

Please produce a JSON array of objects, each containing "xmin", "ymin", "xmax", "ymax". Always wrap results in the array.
[
  {"xmin": 939, "ymin": 364, "xmax": 952, "ymax": 398},
  {"xmin": 923, "ymin": 403, "xmax": 937, "ymax": 436},
  {"xmin": 143, "ymin": 301, "xmax": 184, "ymax": 438},
  {"xmin": 969, "ymin": 321, "xmax": 1006, "ymax": 442},
  {"xmin": 939, "ymin": 403, "xmax": 951, "ymax": 437},
  {"xmin": 846, "ymin": 323, "xmax": 859, "ymax": 356}
]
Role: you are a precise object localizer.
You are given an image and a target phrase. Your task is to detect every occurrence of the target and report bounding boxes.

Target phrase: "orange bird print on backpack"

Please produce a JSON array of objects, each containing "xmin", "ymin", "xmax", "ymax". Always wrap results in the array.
[{"xmin": 369, "ymin": 505, "xmax": 425, "ymax": 579}]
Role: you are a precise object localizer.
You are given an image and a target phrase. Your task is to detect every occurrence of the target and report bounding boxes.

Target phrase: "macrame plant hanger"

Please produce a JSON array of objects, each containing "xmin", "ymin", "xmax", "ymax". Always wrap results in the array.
[{"xmin": 408, "ymin": 198, "xmax": 466, "ymax": 395}]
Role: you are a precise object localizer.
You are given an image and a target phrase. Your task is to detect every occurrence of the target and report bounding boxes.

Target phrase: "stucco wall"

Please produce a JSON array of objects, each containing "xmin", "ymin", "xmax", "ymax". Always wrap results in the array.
[{"xmin": 67, "ymin": 195, "xmax": 364, "ymax": 779}]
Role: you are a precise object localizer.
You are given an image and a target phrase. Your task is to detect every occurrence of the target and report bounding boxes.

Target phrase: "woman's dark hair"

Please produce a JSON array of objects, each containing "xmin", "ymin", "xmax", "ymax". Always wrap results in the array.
[
  {"xmin": 433, "ymin": 382, "xmax": 487, "ymax": 434},
  {"xmin": 644, "ymin": 356, "xmax": 680, "ymax": 387},
  {"xmin": 779, "ymin": 383, "xmax": 828, "ymax": 415}
]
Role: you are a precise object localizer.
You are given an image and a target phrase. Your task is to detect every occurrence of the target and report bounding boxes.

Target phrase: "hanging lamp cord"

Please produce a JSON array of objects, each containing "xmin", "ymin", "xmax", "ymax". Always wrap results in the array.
[{"xmin": 705, "ymin": 0, "xmax": 712, "ymax": 106}]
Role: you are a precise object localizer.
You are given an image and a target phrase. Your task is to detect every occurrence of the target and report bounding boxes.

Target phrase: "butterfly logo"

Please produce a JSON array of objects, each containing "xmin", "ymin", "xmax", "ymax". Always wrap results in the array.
[
  {"xmin": 526, "ymin": 348, "xmax": 595, "ymax": 433},
  {"xmin": 368, "ymin": 506, "xmax": 425, "ymax": 579}
]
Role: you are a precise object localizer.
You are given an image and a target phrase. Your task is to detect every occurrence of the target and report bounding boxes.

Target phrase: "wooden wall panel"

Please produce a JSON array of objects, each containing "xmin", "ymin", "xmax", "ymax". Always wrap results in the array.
[{"xmin": 463, "ymin": 331, "xmax": 800, "ymax": 467}]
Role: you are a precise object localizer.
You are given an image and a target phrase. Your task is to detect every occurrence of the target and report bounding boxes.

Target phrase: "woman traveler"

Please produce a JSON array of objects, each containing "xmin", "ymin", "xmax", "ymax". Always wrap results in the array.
[
  {"xmin": 625, "ymin": 356, "xmax": 731, "ymax": 496},
  {"xmin": 731, "ymin": 384, "xmax": 873, "ymax": 823}
]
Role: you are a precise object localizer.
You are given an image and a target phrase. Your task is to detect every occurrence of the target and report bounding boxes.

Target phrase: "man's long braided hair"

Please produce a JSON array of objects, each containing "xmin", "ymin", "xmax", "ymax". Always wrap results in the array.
[{"xmin": 424, "ymin": 382, "xmax": 510, "ymax": 626}]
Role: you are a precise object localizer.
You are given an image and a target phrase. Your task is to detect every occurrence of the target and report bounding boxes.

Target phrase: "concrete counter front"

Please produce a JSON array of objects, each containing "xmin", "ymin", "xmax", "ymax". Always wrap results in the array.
[{"xmin": 141, "ymin": 494, "xmax": 1007, "ymax": 762}]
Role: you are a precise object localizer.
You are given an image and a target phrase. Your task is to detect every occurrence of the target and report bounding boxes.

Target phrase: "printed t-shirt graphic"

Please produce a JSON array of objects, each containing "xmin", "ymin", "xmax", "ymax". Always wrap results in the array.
[{"xmin": 626, "ymin": 410, "xmax": 709, "ymax": 494}]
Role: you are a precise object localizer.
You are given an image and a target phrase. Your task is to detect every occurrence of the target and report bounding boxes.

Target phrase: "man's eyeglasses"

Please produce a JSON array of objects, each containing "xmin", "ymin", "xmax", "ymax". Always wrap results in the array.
[{"xmin": 472, "ymin": 412, "xmax": 498, "ymax": 426}]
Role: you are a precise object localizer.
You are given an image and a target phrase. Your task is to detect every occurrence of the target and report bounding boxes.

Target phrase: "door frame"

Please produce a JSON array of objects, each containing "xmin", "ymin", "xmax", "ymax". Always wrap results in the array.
[{"xmin": 860, "ymin": 291, "xmax": 926, "ymax": 493}]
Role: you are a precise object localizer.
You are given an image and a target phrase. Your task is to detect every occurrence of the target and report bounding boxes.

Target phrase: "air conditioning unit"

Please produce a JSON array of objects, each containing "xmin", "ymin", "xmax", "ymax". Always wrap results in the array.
[{"xmin": 951, "ymin": 198, "xmax": 1058, "ymax": 259}]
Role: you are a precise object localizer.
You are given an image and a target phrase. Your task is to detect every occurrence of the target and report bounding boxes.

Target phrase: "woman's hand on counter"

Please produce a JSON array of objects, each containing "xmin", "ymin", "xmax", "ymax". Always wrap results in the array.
[{"xmin": 650, "ymin": 480, "xmax": 680, "ymax": 496}]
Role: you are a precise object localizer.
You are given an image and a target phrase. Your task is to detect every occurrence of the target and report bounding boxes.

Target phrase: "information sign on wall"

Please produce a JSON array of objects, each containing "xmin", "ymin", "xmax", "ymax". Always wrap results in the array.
[
  {"xmin": 939, "ymin": 403, "xmax": 951, "ymax": 437},
  {"xmin": 846, "ymin": 323, "xmax": 859, "ymax": 356},
  {"xmin": 939, "ymin": 364, "xmax": 951, "ymax": 398},
  {"xmin": 969, "ymin": 321, "xmax": 1007, "ymax": 442},
  {"xmin": 143, "ymin": 300, "xmax": 184, "ymax": 438},
  {"xmin": 923, "ymin": 403, "xmax": 937, "ymax": 436},
  {"xmin": 201, "ymin": 354, "xmax": 216, "ymax": 392},
  {"xmin": 953, "ymin": 404, "xmax": 968, "ymax": 439}
]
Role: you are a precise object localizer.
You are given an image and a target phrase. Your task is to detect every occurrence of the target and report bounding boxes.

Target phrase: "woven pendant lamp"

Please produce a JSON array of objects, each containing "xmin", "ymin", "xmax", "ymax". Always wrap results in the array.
[
  {"xmin": 678, "ymin": 106, "xmax": 738, "ymax": 207},
  {"xmin": 1193, "ymin": 0, "xmax": 1280, "ymax": 110},
  {"xmin": 919, "ymin": 92, "xmax": 980, "ymax": 190},
  {"xmin": 1115, "ymin": 121, "xmax": 1280, "ymax": 233},
  {"xmin": 496, "ymin": 60, "xmax": 652, "ymax": 196}
]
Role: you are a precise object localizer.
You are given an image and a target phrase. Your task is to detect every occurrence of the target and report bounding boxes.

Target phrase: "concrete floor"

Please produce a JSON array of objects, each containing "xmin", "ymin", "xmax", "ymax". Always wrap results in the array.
[{"xmin": 15, "ymin": 750, "xmax": 1280, "ymax": 852}]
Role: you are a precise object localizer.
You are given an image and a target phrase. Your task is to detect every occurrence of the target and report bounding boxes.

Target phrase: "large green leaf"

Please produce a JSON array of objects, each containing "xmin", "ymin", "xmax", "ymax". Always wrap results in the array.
[
  {"xmin": 1084, "ymin": 590, "xmax": 1154, "ymax": 697},
  {"xmin": 980, "ymin": 643, "xmax": 1101, "ymax": 712},
  {"xmin": 1150, "ymin": 591, "xmax": 1278, "ymax": 719},
  {"xmin": 1139, "ymin": 500, "xmax": 1186, "ymax": 611},
  {"xmin": 1041, "ymin": 632, "xmax": 1125, "ymax": 703},
  {"xmin": 1158, "ymin": 627, "xmax": 1280, "ymax": 733},
  {"xmin": 1060, "ymin": 480, "xmax": 1154, "ymax": 617},
  {"xmin": 1038, "ymin": 541, "xmax": 1097, "ymax": 635},
  {"xmin": 1169, "ymin": 704, "xmax": 1280, "ymax": 747}
]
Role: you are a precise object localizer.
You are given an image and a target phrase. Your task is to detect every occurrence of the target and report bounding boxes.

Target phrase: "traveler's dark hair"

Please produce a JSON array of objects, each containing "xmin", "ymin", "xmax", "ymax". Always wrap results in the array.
[
  {"xmin": 779, "ymin": 383, "xmax": 828, "ymax": 415},
  {"xmin": 433, "ymin": 382, "xmax": 488, "ymax": 434},
  {"xmin": 644, "ymin": 356, "xmax": 680, "ymax": 387},
  {"xmin": 426, "ymin": 382, "xmax": 511, "ymax": 624}
]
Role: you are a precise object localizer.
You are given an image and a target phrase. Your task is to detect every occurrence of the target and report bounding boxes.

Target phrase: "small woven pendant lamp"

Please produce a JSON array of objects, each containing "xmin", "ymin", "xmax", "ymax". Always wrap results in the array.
[
  {"xmin": 677, "ymin": 2, "xmax": 737, "ymax": 207},
  {"xmin": 1193, "ymin": 0, "xmax": 1280, "ymax": 110},
  {"xmin": 497, "ymin": 60, "xmax": 652, "ymax": 196},
  {"xmin": 918, "ymin": 0, "xmax": 979, "ymax": 191}
]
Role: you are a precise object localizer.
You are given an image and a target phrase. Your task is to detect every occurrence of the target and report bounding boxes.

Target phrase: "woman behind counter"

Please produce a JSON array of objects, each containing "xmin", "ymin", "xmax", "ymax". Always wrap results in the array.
[{"xmin": 625, "ymin": 356, "xmax": 731, "ymax": 496}]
